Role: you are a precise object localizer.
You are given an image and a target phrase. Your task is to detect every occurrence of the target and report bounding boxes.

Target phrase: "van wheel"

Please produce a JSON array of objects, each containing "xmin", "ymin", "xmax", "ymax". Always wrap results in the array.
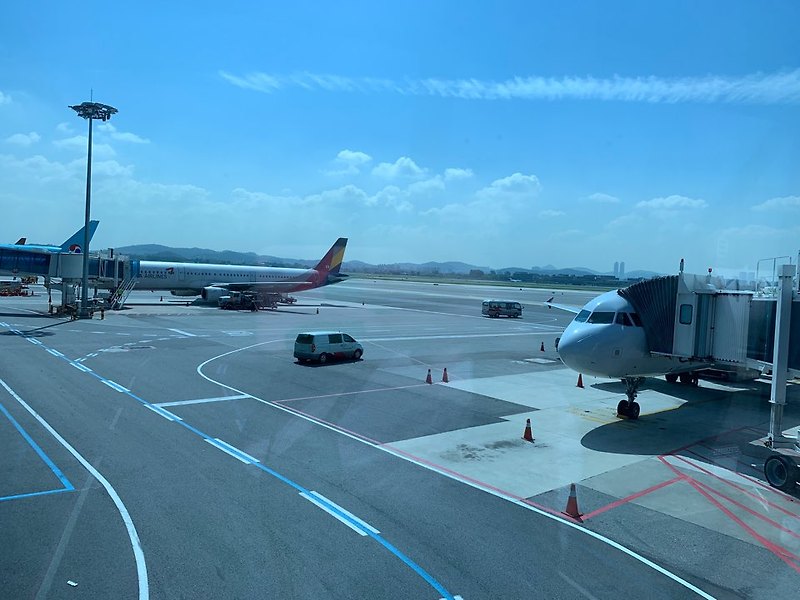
[
  {"xmin": 353, "ymin": 349, "xmax": 363, "ymax": 360},
  {"xmin": 319, "ymin": 353, "xmax": 329, "ymax": 364}
]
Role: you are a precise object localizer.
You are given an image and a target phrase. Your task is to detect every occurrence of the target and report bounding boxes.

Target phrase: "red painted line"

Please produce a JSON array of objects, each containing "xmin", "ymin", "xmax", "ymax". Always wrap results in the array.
[
  {"xmin": 658, "ymin": 457, "xmax": 800, "ymax": 573},
  {"xmin": 736, "ymin": 471, "xmax": 800, "ymax": 503},
  {"xmin": 669, "ymin": 455, "xmax": 800, "ymax": 521},
  {"xmin": 580, "ymin": 476, "xmax": 683, "ymax": 521}
]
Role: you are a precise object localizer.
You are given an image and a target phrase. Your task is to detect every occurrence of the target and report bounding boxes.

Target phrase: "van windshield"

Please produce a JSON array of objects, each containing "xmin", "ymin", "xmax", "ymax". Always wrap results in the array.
[{"xmin": 295, "ymin": 334, "xmax": 314, "ymax": 344}]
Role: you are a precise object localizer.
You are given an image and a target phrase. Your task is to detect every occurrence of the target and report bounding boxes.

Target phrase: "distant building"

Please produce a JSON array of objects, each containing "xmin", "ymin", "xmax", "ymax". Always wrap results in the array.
[
  {"xmin": 619, "ymin": 261, "xmax": 626, "ymax": 279},
  {"xmin": 613, "ymin": 261, "xmax": 619, "ymax": 279}
]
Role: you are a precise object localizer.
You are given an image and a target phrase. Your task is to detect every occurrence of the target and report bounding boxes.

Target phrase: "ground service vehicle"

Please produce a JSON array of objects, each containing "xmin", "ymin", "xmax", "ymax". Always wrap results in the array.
[
  {"xmin": 481, "ymin": 300, "xmax": 523, "ymax": 318},
  {"xmin": 294, "ymin": 331, "xmax": 363, "ymax": 363}
]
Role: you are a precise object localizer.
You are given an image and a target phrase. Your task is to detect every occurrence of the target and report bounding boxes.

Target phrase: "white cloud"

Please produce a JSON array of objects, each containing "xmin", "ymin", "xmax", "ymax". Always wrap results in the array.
[
  {"xmin": 220, "ymin": 69, "xmax": 800, "ymax": 105},
  {"xmin": 586, "ymin": 192, "xmax": 620, "ymax": 203},
  {"xmin": 56, "ymin": 122, "xmax": 73, "ymax": 134},
  {"xmin": 325, "ymin": 149, "xmax": 372, "ymax": 176},
  {"xmin": 539, "ymin": 209, "xmax": 565, "ymax": 217},
  {"xmin": 0, "ymin": 91, "xmax": 10, "ymax": 105},
  {"xmin": 372, "ymin": 156, "xmax": 426, "ymax": 179},
  {"xmin": 477, "ymin": 172, "xmax": 541, "ymax": 200},
  {"xmin": 5, "ymin": 132, "xmax": 40, "ymax": 146},
  {"xmin": 407, "ymin": 176, "xmax": 445, "ymax": 195},
  {"xmin": 0, "ymin": 153, "xmax": 75, "ymax": 182},
  {"xmin": 444, "ymin": 167, "xmax": 474, "ymax": 181},
  {"xmin": 636, "ymin": 195, "xmax": 707, "ymax": 210},
  {"xmin": 98, "ymin": 122, "xmax": 150, "ymax": 144},
  {"xmin": 53, "ymin": 135, "xmax": 116, "ymax": 159},
  {"xmin": 752, "ymin": 195, "xmax": 800, "ymax": 211}
]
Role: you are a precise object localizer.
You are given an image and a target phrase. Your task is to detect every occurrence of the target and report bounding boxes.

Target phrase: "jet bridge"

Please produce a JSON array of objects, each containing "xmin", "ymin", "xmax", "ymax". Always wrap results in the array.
[{"xmin": 620, "ymin": 265, "xmax": 800, "ymax": 490}]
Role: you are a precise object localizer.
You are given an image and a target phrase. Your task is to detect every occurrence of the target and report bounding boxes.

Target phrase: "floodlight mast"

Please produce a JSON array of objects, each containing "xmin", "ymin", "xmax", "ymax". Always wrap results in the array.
[{"xmin": 68, "ymin": 101, "xmax": 118, "ymax": 318}]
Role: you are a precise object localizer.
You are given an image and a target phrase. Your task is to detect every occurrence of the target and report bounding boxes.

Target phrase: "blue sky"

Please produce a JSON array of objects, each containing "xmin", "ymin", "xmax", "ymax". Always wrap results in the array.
[{"xmin": 1, "ymin": 2, "xmax": 799, "ymax": 275}]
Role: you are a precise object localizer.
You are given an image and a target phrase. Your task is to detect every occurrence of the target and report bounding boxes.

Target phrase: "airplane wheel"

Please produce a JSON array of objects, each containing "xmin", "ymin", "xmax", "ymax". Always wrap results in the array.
[
  {"xmin": 665, "ymin": 373, "xmax": 679, "ymax": 383},
  {"xmin": 318, "ymin": 353, "xmax": 329, "ymax": 364},
  {"xmin": 616, "ymin": 399, "xmax": 629, "ymax": 417},
  {"xmin": 629, "ymin": 402, "xmax": 640, "ymax": 420},
  {"xmin": 764, "ymin": 455, "xmax": 798, "ymax": 492}
]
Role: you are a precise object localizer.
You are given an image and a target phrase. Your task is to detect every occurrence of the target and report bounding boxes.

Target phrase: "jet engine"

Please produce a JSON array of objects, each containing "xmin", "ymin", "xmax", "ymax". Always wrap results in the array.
[
  {"xmin": 170, "ymin": 289, "xmax": 201, "ymax": 297},
  {"xmin": 201, "ymin": 286, "xmax": 227, "ymax": 302}
]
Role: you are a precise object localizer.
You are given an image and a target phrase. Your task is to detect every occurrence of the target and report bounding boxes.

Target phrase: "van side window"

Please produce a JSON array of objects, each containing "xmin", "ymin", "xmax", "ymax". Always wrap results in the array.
[
  {"xmin": 343, "ymin": 334, "xmax": 355, "ymax": 342},
  {"xmin": 328, "ymin": 334, "xmax": 343, "ymax": 344}
]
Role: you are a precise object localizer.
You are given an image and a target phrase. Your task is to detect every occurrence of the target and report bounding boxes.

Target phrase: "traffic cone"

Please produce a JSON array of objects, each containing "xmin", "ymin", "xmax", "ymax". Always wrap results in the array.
[
  {"xmin": 442, "ymin": 368, "xmax": 449, "ymax": 383},
  {"xmin": 540, "ymin": 341, "xmax": 545, "ymax": 352},
  {"xmin": 425, "ymin": 369, "xmax": 432, "ymax": 384},
  {"xmin": 576, "ymin": 374, "xmax": 584, "ymax": 388},
  {"xmin": 522, "ymin": 418, "xmax": 534, "ymax": 442},
  {"xmin": 563, "ymin": 483, "xmax": 582, "ymax": 521}
]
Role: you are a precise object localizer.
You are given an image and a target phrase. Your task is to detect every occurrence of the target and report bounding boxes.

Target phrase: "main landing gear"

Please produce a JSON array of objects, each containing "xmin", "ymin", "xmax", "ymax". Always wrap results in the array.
[{"xmin": 617, "ymin": 377, "xmax": 644, "ymax": 419}]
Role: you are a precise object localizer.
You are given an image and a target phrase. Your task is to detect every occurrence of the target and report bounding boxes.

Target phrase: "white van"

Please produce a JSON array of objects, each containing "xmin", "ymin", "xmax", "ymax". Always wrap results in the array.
[
  {"xmin": 481, "ymin": 300, "xmax": 523, "ymax": 318},
  {"xmin": 293, "ymin": 331, "xmax": 363, "ymax": 363}
]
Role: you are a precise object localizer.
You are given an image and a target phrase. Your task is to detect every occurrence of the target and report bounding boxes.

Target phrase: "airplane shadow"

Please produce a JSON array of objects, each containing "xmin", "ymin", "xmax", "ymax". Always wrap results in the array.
[{"xmin": 0, "ymin": 319, "xmax": 74, "ymax": 337}]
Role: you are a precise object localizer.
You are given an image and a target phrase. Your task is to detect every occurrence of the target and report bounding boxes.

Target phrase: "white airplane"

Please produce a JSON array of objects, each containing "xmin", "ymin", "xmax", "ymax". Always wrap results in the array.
[
  {"xmin": 548, "ymin": 289, "xmax": 709, "ymax": 419},
  {"xmin": 115, "ymin": 238, "xmax": 349, "ymax": 303}
]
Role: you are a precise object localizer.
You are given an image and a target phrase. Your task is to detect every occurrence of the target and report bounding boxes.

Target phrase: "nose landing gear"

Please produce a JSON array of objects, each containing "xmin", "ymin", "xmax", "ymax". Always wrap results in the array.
[{"xmin": 617, "ymin": 377, "xmax": 644, "ymax": 419}]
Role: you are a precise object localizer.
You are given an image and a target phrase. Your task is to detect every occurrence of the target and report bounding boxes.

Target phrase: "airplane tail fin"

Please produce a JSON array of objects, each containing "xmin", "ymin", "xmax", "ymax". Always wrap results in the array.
[
  {"xmin": 15, "ymin": 237, "xmax": 26, "ymax": 245},
  {"xmin": 61, "ymin": 220, "xmax": 99, "ymax": 253},
  {"xmin": 313, "ymin": 238, "xmax": 348, "ymax": 281}
]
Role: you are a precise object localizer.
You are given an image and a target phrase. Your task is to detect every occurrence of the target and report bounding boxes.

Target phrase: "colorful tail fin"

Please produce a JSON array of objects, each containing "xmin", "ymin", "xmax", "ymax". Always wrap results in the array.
[
  {"xmin": 60, "ymin": 220, "xmax": 99, "ymax": 253},
  {"xmin": 314, "ymin": 238, "xmax": 348, "ymax": 279}
]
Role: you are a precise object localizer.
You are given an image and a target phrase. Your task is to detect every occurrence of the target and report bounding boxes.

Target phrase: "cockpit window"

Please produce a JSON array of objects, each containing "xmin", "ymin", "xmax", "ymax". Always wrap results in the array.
[
  {"xmin": 629, "ymin": 313, "xmax": 643, "ymax": 327},
  {"xmin": 615, "ymin": 312, "xmax": 633, "ymax": 326},
  {"xmin": 587, "ymin": 311, "xmax": 615, "ymax": 324},
  {"xmin": 574, "ymin": 309, "xmax": 590, "ymax": 323}
]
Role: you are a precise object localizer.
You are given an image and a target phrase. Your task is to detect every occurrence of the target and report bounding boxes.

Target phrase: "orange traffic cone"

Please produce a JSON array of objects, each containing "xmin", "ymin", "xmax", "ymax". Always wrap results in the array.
[
  {"xmin": 576, "ymin": 374, "xmax": 584, "ymax": 388},
  {"xmin": 425, "ymin": 369, "xmax": 432, "ymax": 384},
  {"xmin": 563, "ymin": 483, "xmax": 582, "ymax": 521},
  {"xmin": 540, "ymin": 342, "xmax": 545, "ymax": 352},
  {"xmin": 442, "ymin": 368, "xmax": 449, "ymax": 383},
  {"xmin": 522, "ymin": 418, "xmax": 534, "ymax": 442}
]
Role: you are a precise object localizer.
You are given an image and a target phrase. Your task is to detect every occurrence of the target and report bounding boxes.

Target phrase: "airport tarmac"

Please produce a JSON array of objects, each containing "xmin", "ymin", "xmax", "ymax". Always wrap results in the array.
[{"xmin": 1, "ymin": 278, "xmax": 799, "ymax": 599}]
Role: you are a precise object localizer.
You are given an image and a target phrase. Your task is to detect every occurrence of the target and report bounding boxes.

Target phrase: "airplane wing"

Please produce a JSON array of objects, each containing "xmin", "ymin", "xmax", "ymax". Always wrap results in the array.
[
  {"xmin": 544, "ymin": 296, "xmax": 582, "ymax": 314},
  {"xmin": 209, "ymin": 281, "xmax": 315, "ymax": 293}
]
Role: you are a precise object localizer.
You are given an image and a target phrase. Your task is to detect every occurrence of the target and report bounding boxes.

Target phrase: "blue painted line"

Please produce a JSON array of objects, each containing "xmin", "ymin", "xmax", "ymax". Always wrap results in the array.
[
  {"xmin": 0, "ymin": 322, "xmax": 456, "ymax": 600},
  {"xmin": 0, "ymin": 487, "xmax": 74, "ymax": 503},
  {"xmin": 0, "ymin": 400, "xmax": 74, "ymax": 493}
]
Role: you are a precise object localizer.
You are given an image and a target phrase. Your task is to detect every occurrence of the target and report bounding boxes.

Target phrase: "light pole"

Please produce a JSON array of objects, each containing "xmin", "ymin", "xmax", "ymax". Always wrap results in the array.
[{"xmin": 69, "ymin": 101, "xmax": 117, "ymax": 318}]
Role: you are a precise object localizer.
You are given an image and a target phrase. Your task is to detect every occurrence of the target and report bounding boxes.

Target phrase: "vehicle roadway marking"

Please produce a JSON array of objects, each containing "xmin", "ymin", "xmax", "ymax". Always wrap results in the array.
[
  {"xmin": 0, "ymin": 396, "xmax": 75, "ymax": 502},
  {"xmin": 156, "ymin": 394, "xmax": 251, "ymax": 408},
  {"xmin": 195, "ymin": 340, "xmax": 718, "ymax": 600},
  {"xmin": 0, "ymin": 376, "xmax": 149, "ymax": 600},
  {"xmin": 301, "ymin": 491, "xmax": 372, "ymax": 536},
  {"xmin": 205, "ymin": 438, "xmax": 259, "ymax": 464},
  {"xmin": 145, "ymin": 404, "xmax": 182, "ymax": 422},
  {"xmin": 102, "ymin": 380, "xmax": 130, "ymax": 393},
  {"xmin": 309, "ymin": 491, "xmax": 380, "ymax": 533},
  {"xmin": 168, "ymin": 328, "xmax": 196, "ymax": 337}
]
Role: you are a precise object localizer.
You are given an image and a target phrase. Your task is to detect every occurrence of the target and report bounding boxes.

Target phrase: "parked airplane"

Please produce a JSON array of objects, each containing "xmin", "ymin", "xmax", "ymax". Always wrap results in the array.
[
  {"xmin": 548, "ymin": 290, "xmax": 709, "ymax": 419},
  {"xmin": 118, "ymin": 238, "xmax": 349, "ymax": 302},
  {"xmin": 2, "ymin": 221, "xmax": 99, "ymax": 254}
]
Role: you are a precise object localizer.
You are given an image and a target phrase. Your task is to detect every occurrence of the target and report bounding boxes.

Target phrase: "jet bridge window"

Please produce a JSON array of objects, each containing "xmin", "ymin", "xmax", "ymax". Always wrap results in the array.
[
  {"xmin": 679, "ymin": 303, "xmax": 693, "ymax": 325},
  {"xmin": 587, "ymin": 311, "xmax": 615, "ymax": 324}
]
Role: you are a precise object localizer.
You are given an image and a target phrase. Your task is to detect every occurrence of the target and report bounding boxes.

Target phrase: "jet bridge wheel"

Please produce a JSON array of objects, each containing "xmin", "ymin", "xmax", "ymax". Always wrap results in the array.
[{"xmin": 764, "ymin": 454, "xmax": 799, "ymax": 492}]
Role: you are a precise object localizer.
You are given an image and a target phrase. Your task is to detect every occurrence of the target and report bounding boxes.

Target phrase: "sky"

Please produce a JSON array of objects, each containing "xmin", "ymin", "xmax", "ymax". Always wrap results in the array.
[{"xmin": 1, "ymin": 2, "xmax": 799, "ymax": 275}]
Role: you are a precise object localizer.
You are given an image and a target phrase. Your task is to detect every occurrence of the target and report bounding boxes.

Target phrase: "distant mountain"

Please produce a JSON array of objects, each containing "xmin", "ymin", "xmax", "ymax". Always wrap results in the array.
[{"xmin": 103, "ymin": 244, "xmax": 662, "ymax": 279}]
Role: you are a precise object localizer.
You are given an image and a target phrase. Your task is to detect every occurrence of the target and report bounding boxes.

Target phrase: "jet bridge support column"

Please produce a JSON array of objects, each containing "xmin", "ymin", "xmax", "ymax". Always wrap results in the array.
[{"xmin": 767, "ymin": 264, "xmax": 796, "ymax": 447}]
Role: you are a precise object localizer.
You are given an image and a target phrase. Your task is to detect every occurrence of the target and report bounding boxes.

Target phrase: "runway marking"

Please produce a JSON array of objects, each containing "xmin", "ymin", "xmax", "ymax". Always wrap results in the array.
[
  {"xmin": 195, "ymin": 340, "xmax": 718, "ymax": 600},
  {"xmin": 156, "ymin": 394, "xmax": 251, "ymax": 408},
  {"xmin": 0, "ymin": 377, "xmax": 148, "ymax": 600},
  {"xmin": 300, "ymin": 491, "xmax": 379, "ymax": 536},
  {"xmin": 102, "ymin": 380, "xmax": 130, "ymax": 393},
  {"xmin": 0, "ymin": 397, "xmax": 75, "ymax": 502},
  {"xmin": 168, "ymin": 328, "xmax": 196, "ymax": 337},
  {"xmin": 145, "ymin": 404, "xmax": 182, "ymax": 422},
  {"xmin": 205, "ymin": 438, "xmax": 259, "ymax": 464},
  {"xmin": 275, "ymin": 384, "xmax": 428, "ymax": 404}
]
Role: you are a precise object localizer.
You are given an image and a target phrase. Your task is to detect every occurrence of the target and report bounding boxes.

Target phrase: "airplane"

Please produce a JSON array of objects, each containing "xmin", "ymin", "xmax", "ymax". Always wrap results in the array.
[
  {"xmin": 2, "ymin": 221, "xmax": 100, "ymax": 254},
  {"xmin": 547, "ymin": 289, "xmax": 712, "ymax": 419},
  {"xmin": 113, "ymin": 238, "xmax": 349, "ymax": 303}
]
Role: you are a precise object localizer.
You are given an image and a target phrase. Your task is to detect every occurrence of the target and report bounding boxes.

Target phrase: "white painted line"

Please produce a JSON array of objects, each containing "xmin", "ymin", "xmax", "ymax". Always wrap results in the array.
[
  {"xmin": 440, "ymin": 596, "xmax": 464, "ymax": 600},
  {"xmin": 47, "ymin": 348, "xmax": 64, "ymax": 357},
  {"xmin": 0, "ymin": 377, "xmax": 149, "ymax": 600},
  {"xmin": 300, "ymin": 492, "xmax": 367, "ymax": 536},
  {"xmin": 101, "ymin": 380, "xmax": 130, "ymax": 393},
  {"xmin": 28, "ymin": 338, "xmax": 43, "ymax": 345},
  {"xmin": 309, "ymin": 491, "xmax": 380, "ymax": 533},
  {"xmin": 168, "ymin": 328, "xmax": 196, "ymax": 337},
  {"xmin": 145, "ymin": 404, "xmax": 181, "ymax": 422},
  {"xmin": 363, "ymin": 331, "xmax": 558, "ymax": 343},
  {"xmin": 156, "ymin": 394, "xmax": 251, "ymax": 408},
  {"xmin": 205, "ymin": 438, "xmax": 258, "ymax": 464},
  {"xmin": 71, "ymin": 362, "xmax": 92, "ymax": 373}
]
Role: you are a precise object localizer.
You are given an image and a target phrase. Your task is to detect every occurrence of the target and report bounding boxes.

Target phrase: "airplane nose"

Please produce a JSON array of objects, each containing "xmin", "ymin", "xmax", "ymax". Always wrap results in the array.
[{"xmin": 556, "ymin": 329, "xmax": 580, "ymax": 371}]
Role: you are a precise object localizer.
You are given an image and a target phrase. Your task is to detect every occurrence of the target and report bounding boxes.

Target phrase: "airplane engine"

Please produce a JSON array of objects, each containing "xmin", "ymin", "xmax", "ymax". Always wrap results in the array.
[
  {"xmin": 201, "ymin": 286, "xmax": 227, "ymax": 302},
  {"xmin": 170, "ymin": 289, "xmax": 201, "ymax": 297}
]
